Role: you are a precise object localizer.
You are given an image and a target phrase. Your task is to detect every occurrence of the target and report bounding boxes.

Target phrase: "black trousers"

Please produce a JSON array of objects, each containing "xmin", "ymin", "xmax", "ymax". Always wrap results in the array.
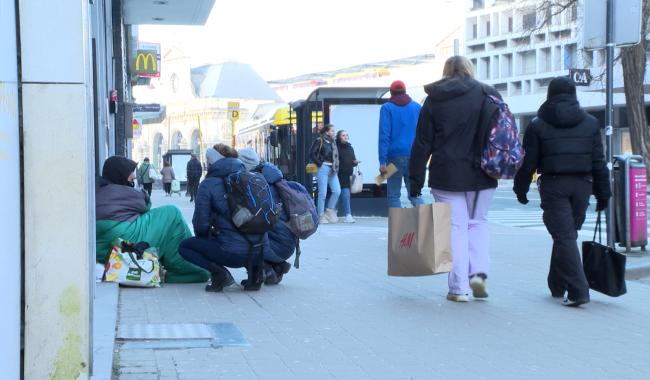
[
  {"xmin": 187, "ymin": 179, "xmax": 199, "ymax": 201},
  {"xmin": 142, "ymin": 182, "xmax": 152, "ymax": 196},
  {"xmin": 163, "ymin": 182, "xmax": 171, "ymax": 194},
  {"xmin": 539, "ymin": 175, "xmax": 591, "ymax": 301}
]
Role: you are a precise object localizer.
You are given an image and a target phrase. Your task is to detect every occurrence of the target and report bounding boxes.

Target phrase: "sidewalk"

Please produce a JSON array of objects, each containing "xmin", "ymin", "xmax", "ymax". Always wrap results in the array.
[{"xmin": 113, "ymin": 191, "xmax": 650, "ymax": 379}]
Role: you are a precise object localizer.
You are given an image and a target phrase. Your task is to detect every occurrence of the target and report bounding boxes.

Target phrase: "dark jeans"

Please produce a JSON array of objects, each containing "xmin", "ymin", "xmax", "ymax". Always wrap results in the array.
[
  {"xmin": 179, "ymin": 237, "xmax": 248, "ymax": 270},
  {"xmin": 163, "ymin": 182, "xmax": 171, "ymax": 194},
  {"xmin": 187, "ymin": 179, "xmax": 199, "ymax": 201},
  {"xmin": 539, "ymin": 175, "xmax": 591, "ymax": 301},
  {"xmin": 142, "ymin": 182, "xmax": 152, "ymax": 196}
]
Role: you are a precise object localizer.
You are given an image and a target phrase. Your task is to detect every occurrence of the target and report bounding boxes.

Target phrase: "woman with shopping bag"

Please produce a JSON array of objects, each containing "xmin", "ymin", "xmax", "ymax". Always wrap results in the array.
[
  {"xmin": 409, "ymin": 56, "xmax": 502, "ymax": 302},
  {"xmin": 336, "ymin": 130, "xmax": 360, "ymax": 223}
]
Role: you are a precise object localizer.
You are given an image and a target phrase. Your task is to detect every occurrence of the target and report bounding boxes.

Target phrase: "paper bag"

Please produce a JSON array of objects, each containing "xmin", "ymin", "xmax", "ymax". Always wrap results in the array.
[
  {"xmin": 387, "ymin": 203, "xmax": 452, "ymax": 276},
  {"xmin": 374, "ymin": 163, "xmax": 398, "ymax": 185}
]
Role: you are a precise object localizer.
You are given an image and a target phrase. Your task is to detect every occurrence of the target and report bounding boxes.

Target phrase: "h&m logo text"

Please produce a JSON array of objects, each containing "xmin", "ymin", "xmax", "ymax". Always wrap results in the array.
[{"xmin": 399, "ymin": 232, "xmax": 415, "ymax": 249}]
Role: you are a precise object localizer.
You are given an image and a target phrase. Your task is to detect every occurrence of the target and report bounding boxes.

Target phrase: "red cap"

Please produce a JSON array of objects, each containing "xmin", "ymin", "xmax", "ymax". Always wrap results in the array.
[{"xmin": 390, "ymin": 80, "xmax": 406, "ymax": 93}]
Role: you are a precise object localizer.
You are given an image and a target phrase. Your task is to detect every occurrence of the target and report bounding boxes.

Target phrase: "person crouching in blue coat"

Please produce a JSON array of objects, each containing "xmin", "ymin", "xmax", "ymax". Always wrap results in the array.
[
  {"xmin": 179, "ymin": 144, "xmax": 271, "ymax": 292},
  {"xmin": 239, "ymin": 148, "xmax": 295, "ymax": 285}
]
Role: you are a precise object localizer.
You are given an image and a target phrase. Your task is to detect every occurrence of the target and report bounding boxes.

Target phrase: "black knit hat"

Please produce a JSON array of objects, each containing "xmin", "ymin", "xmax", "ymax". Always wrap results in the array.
[
  {"xmin": 547, "ymin": 76, "xmax": 577, "ymax": 100},
  {"xmin": 102, "ymin": 156, "xmax": 137, "ymax": 186}
]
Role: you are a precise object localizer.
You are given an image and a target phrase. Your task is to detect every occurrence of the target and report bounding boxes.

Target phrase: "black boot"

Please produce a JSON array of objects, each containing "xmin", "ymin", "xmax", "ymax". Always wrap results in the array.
[
  {"xmin": 264, "ymin": 261, "xmax": 291, "ymax": 285},
  {"xmin": 241, "ymin": 265, "xmax": 264, "ymax": 291},
  {"xmin": 205, "ymin": 263, "xmax": 234, "ymax": 292}
]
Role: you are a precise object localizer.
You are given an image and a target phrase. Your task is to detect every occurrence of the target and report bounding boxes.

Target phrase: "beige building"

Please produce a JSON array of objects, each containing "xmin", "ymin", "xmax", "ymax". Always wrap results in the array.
[{"xmin": 132, "ymin": 47, "xmax": 282, "ymax": 168}]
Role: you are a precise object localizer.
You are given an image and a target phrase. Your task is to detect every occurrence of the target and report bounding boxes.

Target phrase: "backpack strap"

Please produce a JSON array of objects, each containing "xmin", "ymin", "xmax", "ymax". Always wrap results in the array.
[{"xmin": 293, "ymin": 237, "xmax": 301, "ymax": 269}]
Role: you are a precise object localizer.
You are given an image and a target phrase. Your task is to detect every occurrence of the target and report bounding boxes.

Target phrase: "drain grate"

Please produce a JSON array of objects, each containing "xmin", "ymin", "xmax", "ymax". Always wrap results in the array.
[{"xmin": 117, "ymin": 323, "xmax": 248, "ymax": 350}]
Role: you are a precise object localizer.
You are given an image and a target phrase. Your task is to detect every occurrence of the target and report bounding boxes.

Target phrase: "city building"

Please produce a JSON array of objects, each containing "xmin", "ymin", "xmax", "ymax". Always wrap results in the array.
[
  {"xmin": 464, "ymin": 0, "xmax": 649, "ymax": 153},
  {"xmin": 0, "ymin": 0, "xmax": 216, "ymax": 378},
  {"xmin": 131, "ymin": 47, "xmax": 282, "ymax": 169}
]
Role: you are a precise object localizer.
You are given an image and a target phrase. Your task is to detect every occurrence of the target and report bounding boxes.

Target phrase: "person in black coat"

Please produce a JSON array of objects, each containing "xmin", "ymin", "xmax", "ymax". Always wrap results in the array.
[
  {"xmin": 409, "ymin": 56, "xmax": 501, "ymax": 302},
  {"xmin": 514, "ymin": 76, "xmax": 611, "ymax": 307},
  {"xmin": 308, "ymin": 124, "xmax": 341, "ymax": 224},
  {"xmin": 336, "ymin": 130, "xmax": 359, "ymax": 223},
  {"xmin": 186, "ymin": 153, "xmax": 203, "ymax": 202}
]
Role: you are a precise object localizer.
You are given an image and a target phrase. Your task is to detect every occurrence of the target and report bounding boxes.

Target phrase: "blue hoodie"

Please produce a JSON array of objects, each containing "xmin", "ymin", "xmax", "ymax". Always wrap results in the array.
[
  {"xmin": 378, "ymin": 100, "xmax": 422, "ymax": 165},
  {"xmin": 257, "ymin": 163, "xmax": 296, "ymax": 263},
  {"xmin": 193, "ymin": 157, "xmax": 270, "ymax": 259}
]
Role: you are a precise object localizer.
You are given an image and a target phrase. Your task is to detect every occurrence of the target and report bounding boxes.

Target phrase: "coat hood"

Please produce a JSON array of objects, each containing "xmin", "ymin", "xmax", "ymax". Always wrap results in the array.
[
  {"xmin": 424, "ymin": 77, "xmax": 480, "ymax": 101},
  {"xmin": 537, "ymin": 94, "xmax": 586, "ymax": 128},
  {"xmin": 206, "ymin": 157, "xmax": 245, "ymax": 177},
  {"xmin": 102, "ymin": 156, "xmax": 137, "ymax": 187},
  {"xmin": 259, "ymin": 162, "xmax": 283, "ymax": 184}
]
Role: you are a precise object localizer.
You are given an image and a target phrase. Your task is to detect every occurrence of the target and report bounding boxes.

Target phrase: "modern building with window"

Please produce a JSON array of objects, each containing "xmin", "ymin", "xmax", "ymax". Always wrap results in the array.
[{"xmin": 464, "ymin": 0, "xmax": 648, "ymax": 153}]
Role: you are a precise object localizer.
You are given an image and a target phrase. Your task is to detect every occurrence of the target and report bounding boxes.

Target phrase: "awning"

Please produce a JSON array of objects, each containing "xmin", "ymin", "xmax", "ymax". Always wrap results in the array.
[{"xmin": 123, "ymin": 0, "xmax": 215, "ymax": 25}]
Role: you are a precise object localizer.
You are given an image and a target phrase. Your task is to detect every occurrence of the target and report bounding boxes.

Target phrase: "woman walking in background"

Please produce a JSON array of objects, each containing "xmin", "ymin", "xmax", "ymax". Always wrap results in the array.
[
  {"xmin": 336, "ymin": 130, "xmax": 359, "ymax": 223},
  {"xmin": 160, "ymin": 161, "xmax": 175, "ymax": 196},
  {"xmin": 309, "ymin": 124, "xmax": 341, "ymax": 224},
  {"xmin": 409, "ymin": 56, "xmax": 502, "ymax": 302}
]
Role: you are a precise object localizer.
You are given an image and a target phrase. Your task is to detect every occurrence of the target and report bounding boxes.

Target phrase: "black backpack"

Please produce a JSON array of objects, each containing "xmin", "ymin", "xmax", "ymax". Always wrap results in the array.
[
  {"xmin": 223, "ymin": 170, "xmax": 280, "ymax": 234},
  {"xmin": 223, "ymin": 170, "xmax": 281, "ymax": 290}
]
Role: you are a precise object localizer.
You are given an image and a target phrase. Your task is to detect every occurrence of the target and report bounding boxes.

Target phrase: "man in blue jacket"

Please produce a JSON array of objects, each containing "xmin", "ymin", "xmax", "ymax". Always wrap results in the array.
[{"xmin": 378, "ymin": 80, "xmax": 424, "ymax": 208}]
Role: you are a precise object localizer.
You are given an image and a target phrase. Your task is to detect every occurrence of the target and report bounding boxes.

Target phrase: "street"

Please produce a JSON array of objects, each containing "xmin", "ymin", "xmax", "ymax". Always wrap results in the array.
[{"xmin": 111, "ymin": 187, "xmax": 650, "ymax": 380}]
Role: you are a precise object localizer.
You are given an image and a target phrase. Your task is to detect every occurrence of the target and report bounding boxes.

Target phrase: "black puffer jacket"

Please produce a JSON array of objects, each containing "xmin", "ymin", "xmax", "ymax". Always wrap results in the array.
[
  {"xmin": 513, "ymin": 94, "xmax": 611, "ymax": 200},
  {"xmin": 336, "ymin": 141, "xmax": 357, "ymax": 188},
  {"xmin": 409, "ymin": 77, "xmax": 500, "ymax": 194}
]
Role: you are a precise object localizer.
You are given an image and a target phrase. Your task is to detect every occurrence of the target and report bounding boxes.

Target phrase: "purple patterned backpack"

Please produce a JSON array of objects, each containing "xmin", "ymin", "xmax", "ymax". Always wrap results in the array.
[{"xmin": 480, "ymin": 95, "xmax": 525, "ymax": 179}]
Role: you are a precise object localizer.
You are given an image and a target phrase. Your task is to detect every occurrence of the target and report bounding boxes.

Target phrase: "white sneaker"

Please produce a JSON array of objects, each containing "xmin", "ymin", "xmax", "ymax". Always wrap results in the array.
[
  {"xmin": 344, "ymin": 214, "xmax": 356, "ymax": 223},
  {"xmin": 470, "ymin": 275, "xmax": 488, "ymax": 298},
  {"xmin": 325, "ymin": 208, "xmax": 339, "ymax": 223},
  {"xmin": 319, "ymin": 214, "xmax": 329, "ymax": 224},
  {"xmin": 446, "ymin": 293, "xmax": 469, "ymax": 302}
]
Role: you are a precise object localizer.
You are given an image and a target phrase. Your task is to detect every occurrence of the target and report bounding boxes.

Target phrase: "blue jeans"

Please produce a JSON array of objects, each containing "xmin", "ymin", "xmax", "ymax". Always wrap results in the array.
[
  {"xmin": 387, "ymin": 156, "xmax": 424, "ymax": 208},
  {"xmin": 316, "ymin": 164, "xmax": 341, "ymax": 215},
  {"xmin": 340, "ymin": 188, "xmax": 352, "ymax": 215},
  {"xmin": 179, "ymin": 237, "xmax": 248, "ymax": 270}
]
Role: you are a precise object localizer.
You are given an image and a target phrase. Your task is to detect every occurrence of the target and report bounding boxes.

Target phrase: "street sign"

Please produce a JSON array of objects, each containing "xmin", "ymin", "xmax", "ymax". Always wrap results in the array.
[
  {"xmin": 132, "ymin": 103, "xmax": 161, "ymax": 113},
  {"xmin": 134, "ymin": 42, "xmax": 161, "ymax": 78},
  {"xmin": 569, "ymin": 69, "xmax": 592, "ymax": 86},
  {"xmin": 228, "ymin": 101, "xmax": 240, "ymax": 122},
  {"xmin": 132, "ymin": 118, "xmax": 142, "ymax": 138},
  {"xmin": 583, "ymin": 0, "xmax": 642, "ymax": 49}
]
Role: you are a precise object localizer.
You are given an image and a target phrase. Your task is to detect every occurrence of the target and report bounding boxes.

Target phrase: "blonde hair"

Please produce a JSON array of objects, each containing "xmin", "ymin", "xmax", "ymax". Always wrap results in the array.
[{"xmin": 442, "ymin": 56, "xmax": 474, "ymax": 79}]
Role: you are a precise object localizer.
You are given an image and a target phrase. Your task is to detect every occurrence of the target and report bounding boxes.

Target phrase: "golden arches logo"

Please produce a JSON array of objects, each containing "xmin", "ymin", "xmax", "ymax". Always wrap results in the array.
[{"xmin": 135, "ymin": 51, "xmax": 157, "ymax": 73}]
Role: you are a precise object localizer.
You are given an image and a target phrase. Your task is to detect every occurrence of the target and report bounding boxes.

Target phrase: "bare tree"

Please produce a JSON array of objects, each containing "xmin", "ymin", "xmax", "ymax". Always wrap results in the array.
[{"xmin": 532, "ymin": 0, "xmax": 650, "ymax": 165}]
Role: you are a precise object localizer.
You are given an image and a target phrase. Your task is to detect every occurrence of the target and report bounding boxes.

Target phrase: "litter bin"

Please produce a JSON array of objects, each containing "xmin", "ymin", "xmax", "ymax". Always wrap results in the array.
[{"xmin": 612, "ymin": 155, "xmax": 647, "ymax": 252}]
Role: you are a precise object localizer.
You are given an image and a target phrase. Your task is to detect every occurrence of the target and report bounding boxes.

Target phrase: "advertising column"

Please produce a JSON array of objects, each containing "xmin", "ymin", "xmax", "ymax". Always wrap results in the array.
[{"xmin": 0, "ymin": 0, "xmax": 21, "ymax": 378}]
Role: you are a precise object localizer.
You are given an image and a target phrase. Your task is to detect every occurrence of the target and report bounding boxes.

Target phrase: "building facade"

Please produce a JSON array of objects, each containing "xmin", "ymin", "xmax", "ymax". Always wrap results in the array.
[{"xmin": 464, "ymin": 0, "xmax": 649, "ymax": 153}]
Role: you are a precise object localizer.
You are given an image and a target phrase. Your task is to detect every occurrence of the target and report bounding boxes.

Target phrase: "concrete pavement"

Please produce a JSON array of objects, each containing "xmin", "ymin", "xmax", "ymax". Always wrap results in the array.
[{"xmin": 112, "ymin": 190, "xmax": 650, "ymax": 379}]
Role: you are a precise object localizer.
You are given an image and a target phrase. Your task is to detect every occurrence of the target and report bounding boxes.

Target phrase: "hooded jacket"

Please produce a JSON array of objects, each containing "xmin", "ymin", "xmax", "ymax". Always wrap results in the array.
[
  {"xmin": 378, "ymin": 97, "xmax": 422, "ymax": 165},
  {"xmin": 193, "ymin": 157, "xmax": 270, "ymax": 257},
  {"xmin": 256, "ymin": 162, "xmax": 296, "ymax": 263},
  {"xmin": 513, "ymin": 94, "xmax": 611, "ymax": 199},
  {"xmin": 409, "ymin": 77, "xmax": 500, "ymax": 194}
]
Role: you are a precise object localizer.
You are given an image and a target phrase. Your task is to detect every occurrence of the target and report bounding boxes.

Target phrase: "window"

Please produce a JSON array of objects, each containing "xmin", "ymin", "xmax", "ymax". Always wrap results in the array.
[
  {"xmin": 473, "ymin": 0, "xmax": 484, "ymax": 10},
  {"xmin": 523, "ymin": 11, "xmax": 536, "ymax": 30},
  {"xmin": 486, "ymin": 21, "xmax": 491, "ymax": 37},
  {"xmin": 473, "ymin": 24, "xmax": 478, "ymax": 39},
  {"xmin": 522, "ymin": 51, "xmax": 536, "ymax": 75},
  {"xmin": 508, "ymin": 17, "xmax": 513, "ymax": 32},
  {"xmin": 564, "ymin": 44, "xmax": 577, "ymax": 69},
  {"xmin": 570, "ymin": 3, "xmax": 578, "ymax": 22}
]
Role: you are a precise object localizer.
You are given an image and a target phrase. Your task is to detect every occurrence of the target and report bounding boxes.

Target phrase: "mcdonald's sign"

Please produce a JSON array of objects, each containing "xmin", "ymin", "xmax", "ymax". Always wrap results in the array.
[{"xmin": 134, "ymin": 50, "xmax": 160, "ymax": 77}]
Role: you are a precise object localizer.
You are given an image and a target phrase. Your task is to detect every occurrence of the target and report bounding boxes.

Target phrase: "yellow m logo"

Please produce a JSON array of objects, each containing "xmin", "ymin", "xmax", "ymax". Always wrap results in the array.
[{"xmin": 135, "ymin": 50, "xmax": 157, "ymax": 74}]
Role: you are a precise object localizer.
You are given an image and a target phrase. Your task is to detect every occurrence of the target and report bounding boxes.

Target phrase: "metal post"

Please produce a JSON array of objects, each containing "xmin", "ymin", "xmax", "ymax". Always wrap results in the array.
[
  {"xmin": 605, "ymin": 0, "xmax": 616, "ymax": 247},
  {"xmin": 231, "ymin": 119, "xmax": 236, "ymax": 147}
]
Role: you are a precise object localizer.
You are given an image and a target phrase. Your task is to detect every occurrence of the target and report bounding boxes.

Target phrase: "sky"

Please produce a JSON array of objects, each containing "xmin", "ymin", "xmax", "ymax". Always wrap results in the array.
[{"xmin": 138, "ymin": 0, "xmax": 465, "ymax": 81}]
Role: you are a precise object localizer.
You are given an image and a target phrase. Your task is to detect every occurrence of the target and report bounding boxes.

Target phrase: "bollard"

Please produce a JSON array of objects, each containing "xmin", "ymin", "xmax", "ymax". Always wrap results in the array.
[{"xmin": 613, "ymin": 155, "xmax": 647, "ymax": 253}]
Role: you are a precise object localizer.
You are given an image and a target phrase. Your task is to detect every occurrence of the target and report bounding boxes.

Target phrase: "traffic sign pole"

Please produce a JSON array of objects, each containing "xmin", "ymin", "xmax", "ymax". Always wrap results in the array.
[{"xmin": 606, "ymin": 0, "xmax": 616, "ymax": 247}]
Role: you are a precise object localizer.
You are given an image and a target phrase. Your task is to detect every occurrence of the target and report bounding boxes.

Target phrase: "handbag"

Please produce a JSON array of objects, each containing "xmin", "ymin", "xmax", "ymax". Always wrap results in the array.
[
  {"xmin": 305, "ymin": 137, "xmax": 324, "ymax": 174},
  {"xmin": 388, "ymin": 204, "xmax": 452, "ymax": 276},
  {"xmin": 350, "ymin": 167, "xmax": 363, "ymax": 194},
  {"xmin": 104, "ymin": 240, "xmax": 162, "ymax": 287},
  {"xmin": 148, "ymin": 167, "xmax": 159, "ymax": 180},
  {"xmin": 581, "ymin": 211, "xmax": 627, "ymax": 297}
]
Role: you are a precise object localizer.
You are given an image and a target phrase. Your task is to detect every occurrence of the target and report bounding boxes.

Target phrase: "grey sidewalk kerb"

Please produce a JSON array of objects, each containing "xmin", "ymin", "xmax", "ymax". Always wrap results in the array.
[{"xmin": 92, "ymin": 282, "xmax": 119, "ymax": 380}]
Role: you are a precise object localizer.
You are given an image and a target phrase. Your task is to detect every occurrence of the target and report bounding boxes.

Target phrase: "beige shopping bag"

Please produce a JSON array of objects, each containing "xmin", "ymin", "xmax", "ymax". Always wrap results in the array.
[{"xmin": 387, "ymin": 203, "xmax": 452, "ymax": 276}]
